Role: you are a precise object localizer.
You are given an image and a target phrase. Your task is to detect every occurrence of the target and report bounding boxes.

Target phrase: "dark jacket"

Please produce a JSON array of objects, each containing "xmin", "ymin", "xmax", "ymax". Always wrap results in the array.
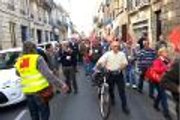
[
  {"xmin": 138, "ymin": 37, "xmax": 146, "ymax": 49},
  {"xmin": 161, "ymin": 57, "xmax": 180, "ymax": 102},
  {"xmin": 60, "ymin": 50, "xmax": 76, "ymax": 67},
  {"xmin": 155, "ymin": 40, "xmax": 168, "ymax": 50},
  {"xmin": 91, "ymin": 45, "xmax": 102, "ymax": 64}
]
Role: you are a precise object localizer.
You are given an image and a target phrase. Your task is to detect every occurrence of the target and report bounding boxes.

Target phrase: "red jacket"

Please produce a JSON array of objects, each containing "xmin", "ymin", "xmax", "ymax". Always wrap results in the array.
[
  {"xmin": 153, "ymin": 57, "xmax": 169, "ymax": 74},
  {"xmin": 146, "ymin": 57, "xmax": 170, "ymax": 83},
  {"xmin": 151, "ymin": 57, "xmax": 170, "ymax": 83}
]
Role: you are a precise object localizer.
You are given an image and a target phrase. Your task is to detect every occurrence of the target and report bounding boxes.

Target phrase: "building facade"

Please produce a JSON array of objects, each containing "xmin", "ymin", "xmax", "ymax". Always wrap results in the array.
[
  {"xmin": 127, "ymin": 0, "xmax": 152, "ymax": 43},
  {"xmin": 160, "ymin": 0, "xmax": 180, "ymax": 40},
  {"xmin": 95, "ymin": 0, "xmax": 180, "ymax": 47},
  {"xmin": 0, "ymin": 0, "xmax": 70, "ymax": 50},
  {"xmin": 50, "ymin": 3, "xmax": 70, "ymax": 41}
]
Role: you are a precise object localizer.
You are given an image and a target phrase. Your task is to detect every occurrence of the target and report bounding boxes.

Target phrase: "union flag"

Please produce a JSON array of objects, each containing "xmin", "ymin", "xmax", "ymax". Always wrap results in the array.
[{"xmin": 20, "ymin": 58, "xmax": 30, "ymax": 69}]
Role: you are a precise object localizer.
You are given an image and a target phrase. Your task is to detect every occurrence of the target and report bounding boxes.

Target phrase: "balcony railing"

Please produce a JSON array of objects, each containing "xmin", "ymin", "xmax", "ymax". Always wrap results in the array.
[
  {"xmin": 127, "ymin": 0, "xmax": 150, "ymax": 12},
  {"xmin": 30, "ymin": 14, "xmax": 34, "ymax": 19},
  {"xmin": 139, "ymin": 0, "xmax": 150, "ymax": 7}
]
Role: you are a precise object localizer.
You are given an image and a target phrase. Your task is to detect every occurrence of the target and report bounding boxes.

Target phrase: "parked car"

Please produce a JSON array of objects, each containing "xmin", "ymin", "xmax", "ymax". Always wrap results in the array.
[
  {"xmin": 0, "ymin": 48, "xmax": 26, "ymax": 107},
  {"xmin": 37, "ymin": 41, "xmax": 59, "ymax": 49}
]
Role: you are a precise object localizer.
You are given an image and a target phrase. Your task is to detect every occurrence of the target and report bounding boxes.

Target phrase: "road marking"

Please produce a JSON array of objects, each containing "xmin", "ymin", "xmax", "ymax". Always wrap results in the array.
[{"xmin": 15, "ymin": 109, "xmax": 27, "ymax": 120}]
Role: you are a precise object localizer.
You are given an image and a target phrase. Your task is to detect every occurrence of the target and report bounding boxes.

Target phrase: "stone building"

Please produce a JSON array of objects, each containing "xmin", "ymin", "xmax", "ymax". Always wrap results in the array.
[
  {"xmin": 50, "ymin": 3, "xmax": 70, "ymax": 41},
  {"xmin": 160, "ymin": 0, "xmax": 180, "ymax": 39},
  {"xmin": 0, "ymin": 0, "xmax": 71, "ymax": 50},
  {"xmin": 0, "ymin": 0, "xmax": 54, "ymax": 49},
  {"xmin": 95, "ymin": 0, "xmax": 180, "ymax": 47},
  {"xmin": 127, "ymin": 0, "xmax": 153, "ymax": 43}
]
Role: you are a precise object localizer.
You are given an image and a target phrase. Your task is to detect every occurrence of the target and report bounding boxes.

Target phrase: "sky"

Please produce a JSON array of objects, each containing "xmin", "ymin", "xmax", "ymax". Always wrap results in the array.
[{"xmin": 54, "ymin": 0, "xmax": 98, "ymax": 36}]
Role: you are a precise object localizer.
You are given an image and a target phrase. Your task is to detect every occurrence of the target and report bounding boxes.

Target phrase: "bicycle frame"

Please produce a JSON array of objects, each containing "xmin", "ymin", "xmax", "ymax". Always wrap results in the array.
[{"xmin": 97, "ymin": 73, "xmax": 111, "ymax": 120}]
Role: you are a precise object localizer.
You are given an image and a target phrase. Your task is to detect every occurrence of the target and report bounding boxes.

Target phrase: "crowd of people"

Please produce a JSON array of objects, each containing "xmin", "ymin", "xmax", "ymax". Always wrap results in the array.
[{"xmin": 14, "ymin": 28, "xmax": 179, "ymax": 120}]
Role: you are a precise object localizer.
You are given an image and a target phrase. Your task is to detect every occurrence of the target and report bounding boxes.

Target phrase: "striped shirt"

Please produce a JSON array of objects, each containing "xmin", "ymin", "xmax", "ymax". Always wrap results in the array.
[{"xmin": 137, "ymin": 48, "xmax": 156, "ymax": 70}]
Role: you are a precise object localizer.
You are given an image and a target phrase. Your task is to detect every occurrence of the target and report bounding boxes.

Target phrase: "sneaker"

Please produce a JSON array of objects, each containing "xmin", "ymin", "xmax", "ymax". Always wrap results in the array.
[
  {"xmin": 153, "ymin": 104, "xmax": 160, "ymax": 111},
  {"xmin": 137, "ymin": 89, "xmax": 143, "ymax": 94},
  {"xmin": 126, "ymin": 83, "xmax": 130, "ymax": 87},
  {"xmin": 149, "ymin": 95, "xmax": 155, "ymax": 100},
  {"xmin": 67, "ymin": 89, "xmax": 72, "ymax": 94},
  {"xmin": 122, "ymin": 107, "xmax": 130, "ymax": 115},
  {"xmin": 111, "ymin": 100, "xmax": 116, "ymax": 106},
  {"xmin": 132, "ymin": 84, "xmax": 137, "ymax": 89},
  {"xmin": 74, "ymin": 90, "xmax": 78, "ymax": 94},
  {"xmin": 164, "ymin": 113, "xmax": 172, "ymax": 120}
]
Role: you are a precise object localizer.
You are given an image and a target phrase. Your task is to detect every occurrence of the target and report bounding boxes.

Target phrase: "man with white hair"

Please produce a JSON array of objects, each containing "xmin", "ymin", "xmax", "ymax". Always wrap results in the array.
[{"xmin": 96, "ymin": 41, "xmax": 130, "ymax": 115}]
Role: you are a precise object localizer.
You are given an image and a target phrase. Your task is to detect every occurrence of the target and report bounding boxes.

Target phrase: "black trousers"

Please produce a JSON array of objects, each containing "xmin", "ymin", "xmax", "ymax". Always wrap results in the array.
[
  {"xmin": 62, "ymin": 66, "xmax": 78, "ymax": 92},
  {"xmin": 107, "ymin": 72, "xmax": 128, "ymax": 109}
]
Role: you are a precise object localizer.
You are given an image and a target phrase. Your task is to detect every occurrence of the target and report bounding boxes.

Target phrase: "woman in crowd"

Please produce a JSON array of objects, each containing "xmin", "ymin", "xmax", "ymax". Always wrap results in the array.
[{"xmin": 148, "ymin": 47, "xmax": 172, "ymax": 120}]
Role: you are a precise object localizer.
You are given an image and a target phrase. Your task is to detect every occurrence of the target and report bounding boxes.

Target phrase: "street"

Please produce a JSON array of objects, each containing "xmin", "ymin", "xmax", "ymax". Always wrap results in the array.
[{"xmin": 0, "ymin": 66, "xmax": 176, "ymax": 120}]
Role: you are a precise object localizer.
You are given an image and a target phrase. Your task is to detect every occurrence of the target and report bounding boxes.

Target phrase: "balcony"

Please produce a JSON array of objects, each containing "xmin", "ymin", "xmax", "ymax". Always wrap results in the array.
[
  {"xmin": 7, "ymin": 3, "xmax": 15, "ymax": 11},
  {"xmin": 20, "ymin": 9, "xmax": 26, "ymax": 15},
  {"xmin": 138, "ymin": 0, "xmax": 151, "ymax": 9},
  {"xmin": 128, "ymin": 0, "xmax": 150, "ymax": 14}
]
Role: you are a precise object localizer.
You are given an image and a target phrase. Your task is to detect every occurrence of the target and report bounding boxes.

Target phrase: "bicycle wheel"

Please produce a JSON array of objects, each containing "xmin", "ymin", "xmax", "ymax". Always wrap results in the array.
[{"xmin": 99, "ymin": 90, "xmax": 110, "ymax": 120}]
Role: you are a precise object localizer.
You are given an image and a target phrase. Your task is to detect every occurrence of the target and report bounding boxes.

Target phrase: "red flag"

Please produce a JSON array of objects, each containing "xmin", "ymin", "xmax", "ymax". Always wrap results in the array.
[{"xmin": 168, "ymin": 26, "xmax": 180, "ymax": 52}]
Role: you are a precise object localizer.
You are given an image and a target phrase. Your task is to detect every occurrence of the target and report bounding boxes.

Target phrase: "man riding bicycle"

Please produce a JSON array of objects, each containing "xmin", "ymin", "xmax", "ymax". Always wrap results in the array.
[{"xmin": 94, "ymin": 41, "xmax": 130, "ymax": 115}]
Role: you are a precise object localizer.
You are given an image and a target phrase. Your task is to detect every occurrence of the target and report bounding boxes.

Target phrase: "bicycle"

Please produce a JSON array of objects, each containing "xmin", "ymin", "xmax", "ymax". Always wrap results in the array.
[{"xmin": 93, "ymin": 70, "xmax": 111, "ymax": 120}]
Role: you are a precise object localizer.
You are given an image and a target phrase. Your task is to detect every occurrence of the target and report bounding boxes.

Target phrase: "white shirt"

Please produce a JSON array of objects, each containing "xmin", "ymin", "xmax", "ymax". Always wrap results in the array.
[{"xmin": 97, "ymin": 50, "xmax": 128, "ymax": 71}]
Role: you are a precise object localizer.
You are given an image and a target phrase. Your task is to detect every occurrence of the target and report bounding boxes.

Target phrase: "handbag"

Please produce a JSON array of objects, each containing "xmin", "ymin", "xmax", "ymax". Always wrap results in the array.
[{"xmin": 38, "ymin": 85, "xmax": 54, "ymax": 103}]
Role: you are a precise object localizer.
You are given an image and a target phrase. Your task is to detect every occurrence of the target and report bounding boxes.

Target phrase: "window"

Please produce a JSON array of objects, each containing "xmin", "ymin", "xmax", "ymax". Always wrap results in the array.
[
  {"xmin": 9, "ymin": 22, "xmax": 17, "ymax": 47},
  {"xmin": 20, "ymin": 0, "xmax": 28, "ymax": 15},
  {"xmin": 21, "ymin": 25, "xmax": 28, "ymax": 42},
  {"xmin": 0, "ymin": 51, "xmax": 21, "ymax": 69},
  {"xmin": 38, "ymin": 8, "xmax": 42, "ymax": 21},
  {"xmin": 127, "ymin": 0, "xmax": 136, "ymax": 11},
  {"xmin": 6, "ymin": 0, "xmax": 15, "ymax": 11},
  {"xmin": 45, "ymin": 31, "xmax": 49, "ymax": 42},
  {"xmin": 30, "ymin": 28, "xmax": 34, "ymax": 39}
]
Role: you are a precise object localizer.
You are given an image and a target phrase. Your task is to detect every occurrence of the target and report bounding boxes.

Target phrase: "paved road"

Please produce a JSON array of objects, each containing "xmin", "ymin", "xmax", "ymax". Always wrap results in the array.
[{"xmin": 0, "ymin": 66, "xmax": 176, "ymax": 120}]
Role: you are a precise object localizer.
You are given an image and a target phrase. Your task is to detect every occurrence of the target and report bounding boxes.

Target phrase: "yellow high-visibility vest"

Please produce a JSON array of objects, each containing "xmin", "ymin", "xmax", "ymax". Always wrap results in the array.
[{"xmin": 15, "ymin": 54, "xmax": 49, "ymax": 94}]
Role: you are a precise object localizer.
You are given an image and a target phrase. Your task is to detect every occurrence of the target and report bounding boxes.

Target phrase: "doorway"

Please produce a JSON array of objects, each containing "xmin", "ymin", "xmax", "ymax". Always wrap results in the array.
[
  {"xmin": 37, "ymin": 29, "xmax": 42, "ymax": 44},
  {"xmin": 122, "ymin": 24, "xmax": 127, "ymax": 42},
  {"xmin": 21, "ymin": 25, "xmax": 28, "ymax": 42},
  {"xmin": 155, "ymin": 10, "xmax": 162, "ymax": 41}
]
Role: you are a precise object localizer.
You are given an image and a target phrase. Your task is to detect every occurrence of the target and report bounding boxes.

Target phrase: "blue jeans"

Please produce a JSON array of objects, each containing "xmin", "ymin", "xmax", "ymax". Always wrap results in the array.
[
  {"xmin": 154, "ymin": 84, "xmax": 169, "ymax": 115},
  {"xmin": 26, "ymin": 95, "xmax": 50, "ymax": 120},
  {"xmin": 126, "ymin": 65, "xmax": 136, "ymax": 85},
  {"xmin": 138, "ymin": 68, "xmax": 155, "ymax": 96},
  {"xmin": 84, "ymin": 62, "xmax": 94, "ymax": 75}
]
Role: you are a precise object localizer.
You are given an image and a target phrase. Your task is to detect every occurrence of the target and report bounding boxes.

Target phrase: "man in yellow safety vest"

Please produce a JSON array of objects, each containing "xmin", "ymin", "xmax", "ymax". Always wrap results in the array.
[{"xmin": 15, "ymin": 41, "xmax": 68, "ymax": 120}]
